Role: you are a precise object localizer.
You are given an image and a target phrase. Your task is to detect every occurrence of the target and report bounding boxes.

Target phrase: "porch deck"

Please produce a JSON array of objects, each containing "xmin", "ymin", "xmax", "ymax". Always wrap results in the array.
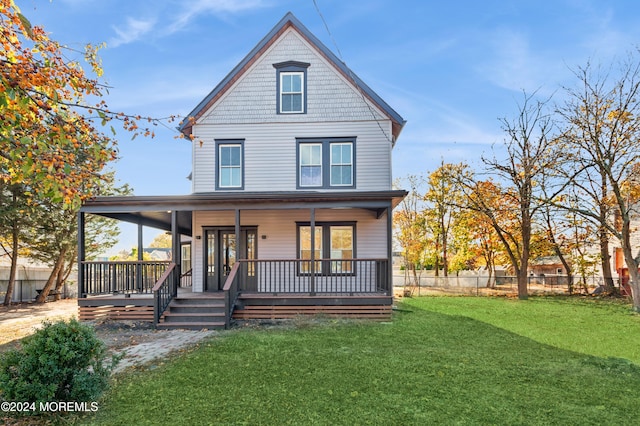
[{"xmin": 78, "ymin": 259, "xmax": 393, "ymax": 326}]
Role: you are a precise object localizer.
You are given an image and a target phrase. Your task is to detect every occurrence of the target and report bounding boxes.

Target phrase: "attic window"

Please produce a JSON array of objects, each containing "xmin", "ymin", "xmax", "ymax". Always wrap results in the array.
[{"xmin": 274, "ymin": 61, "xmax": 310, "ymax": 114}]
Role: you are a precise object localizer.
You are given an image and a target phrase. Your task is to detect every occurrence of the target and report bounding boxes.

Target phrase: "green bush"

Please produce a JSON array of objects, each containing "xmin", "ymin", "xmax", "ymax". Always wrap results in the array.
[{"xmin": 0, "ymin": 318, "xmax": 118, "ymax": 409}]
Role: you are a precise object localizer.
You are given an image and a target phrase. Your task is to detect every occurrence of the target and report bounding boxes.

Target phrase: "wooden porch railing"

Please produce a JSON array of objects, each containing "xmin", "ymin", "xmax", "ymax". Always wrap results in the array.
[
  {"xmin": 226, "ymin": 258, "xmax": 389, "ymax": 295},
  {"xmin": 80, "ymin": 261, "xmax": 171, "ymax": 297},
  {"xmin": 152, "ymin": 262, "xmax": 178, "ymax": 324},
  {"xmin": 222, "ymin": 262, "xmax": 242, "ymax": 329},
  {"xmin": 180, "ymin": 268, "xmax": 193, "ymax": 288}
]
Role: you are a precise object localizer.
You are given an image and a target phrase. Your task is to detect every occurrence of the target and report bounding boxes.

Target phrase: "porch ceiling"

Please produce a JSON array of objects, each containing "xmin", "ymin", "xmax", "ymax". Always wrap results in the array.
[
  {"xmin": 95, "ymin": 210, "xmax": 193, "ymax": 235},
  {"xmin": 80, "ymin": 190, "xmax": 407, "ymax": 233}
]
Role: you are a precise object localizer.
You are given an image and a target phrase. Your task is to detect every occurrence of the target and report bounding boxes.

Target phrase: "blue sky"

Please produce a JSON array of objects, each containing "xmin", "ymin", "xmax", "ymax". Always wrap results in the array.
[{"xmin": 18, "ymin": 0, "xmax": 640, "ymax": 252}]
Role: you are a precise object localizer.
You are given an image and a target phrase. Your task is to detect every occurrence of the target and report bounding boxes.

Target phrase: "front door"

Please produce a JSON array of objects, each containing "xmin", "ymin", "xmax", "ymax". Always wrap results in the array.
[{"xmin": 204, "ymin": 228, "xmax": 256, "ymax": 291}]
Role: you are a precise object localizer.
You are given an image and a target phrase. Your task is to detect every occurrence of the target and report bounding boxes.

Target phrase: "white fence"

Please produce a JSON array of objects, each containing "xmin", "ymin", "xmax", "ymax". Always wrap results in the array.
[{"xmin": 392, "ymin": 271, "xmax": 625, "ymax": 296}]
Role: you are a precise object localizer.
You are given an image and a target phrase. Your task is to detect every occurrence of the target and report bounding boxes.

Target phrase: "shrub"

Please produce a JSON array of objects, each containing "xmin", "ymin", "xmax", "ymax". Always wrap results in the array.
[{"xmin": 0, "ymin": 318, "xmax": 118, "ymax": 410}]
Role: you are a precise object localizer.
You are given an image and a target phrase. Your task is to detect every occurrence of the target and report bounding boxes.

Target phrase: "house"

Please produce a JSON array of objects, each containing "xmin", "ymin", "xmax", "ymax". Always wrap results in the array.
[
  {"xmin": 77, "ymin": 12, "xmax": 407, "ymax": 329},
  {"xmin": 528, "ymin": 256, "xmax": 566, "ymax": 277},
  {"xmin": 528, "ymin": 255, "xmax": 567, "ymax": 286}
]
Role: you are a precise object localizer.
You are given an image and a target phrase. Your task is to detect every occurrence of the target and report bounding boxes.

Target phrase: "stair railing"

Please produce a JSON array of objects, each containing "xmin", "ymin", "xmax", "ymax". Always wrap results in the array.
[
  {"xmin": 222, "ymin": 261, "xmax": 242, "ymax": 328},
  {"xmin": 152, "ymin": 262, "xmax": 178, "ymax": 325}
]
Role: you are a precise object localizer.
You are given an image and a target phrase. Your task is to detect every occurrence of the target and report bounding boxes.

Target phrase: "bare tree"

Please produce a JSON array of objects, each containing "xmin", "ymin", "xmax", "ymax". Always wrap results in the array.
[
  {"xmin": 558, "ymin": 56, "xmax": 640, "ymax": 310},
  {"xmin": 456, "ymin": 93, "xmax": 558, "ymax": 299}
]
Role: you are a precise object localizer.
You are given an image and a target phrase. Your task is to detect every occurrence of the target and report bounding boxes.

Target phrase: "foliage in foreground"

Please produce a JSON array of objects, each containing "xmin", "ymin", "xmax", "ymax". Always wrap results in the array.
[
  {"xmin": 0, "ymin": 319, "xmax": 118, "ymax": 416},
  {"xmin": 83, "ymin": 297, "xmax": 640, "ymax": 425}
]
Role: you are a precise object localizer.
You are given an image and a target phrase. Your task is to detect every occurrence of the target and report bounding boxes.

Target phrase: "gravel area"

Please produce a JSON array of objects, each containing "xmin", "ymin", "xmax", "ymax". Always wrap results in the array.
[{"xmin": 0, "ymin": 300, "xmax": 216, "ymax": 374}]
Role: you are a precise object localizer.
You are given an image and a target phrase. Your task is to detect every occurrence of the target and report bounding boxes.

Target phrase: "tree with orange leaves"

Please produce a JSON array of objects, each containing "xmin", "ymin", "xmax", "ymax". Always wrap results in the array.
[
  {"xmin": 0, "ymin": 0, "xmax": 168, "ymax": 304},
  {"xmin": 393, "ymin": 175, "xmax": 427, "ymax": 293},
  {"xmin": 0, "ymin": 0, "xmax": 166, "ymax": 206},
  {"xmin": 557, "ymin": 56, "xmax": 640, "ymax": 310}
]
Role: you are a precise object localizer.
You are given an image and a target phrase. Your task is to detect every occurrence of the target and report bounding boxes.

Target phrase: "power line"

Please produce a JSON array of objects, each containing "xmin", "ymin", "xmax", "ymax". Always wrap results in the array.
[{"xmin": 311, "ymin": 0, "xmax": 393, "ymax": 145}]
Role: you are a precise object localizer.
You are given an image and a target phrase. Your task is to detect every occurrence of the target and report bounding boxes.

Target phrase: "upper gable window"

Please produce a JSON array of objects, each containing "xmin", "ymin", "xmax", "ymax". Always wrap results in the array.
[
  {"xmin": 281, "ymin": 72, "xmax": 304, "ymax": 113},
  {"xmin": 274, "ymin": 61, "xmax": 310, "ymax": 114}
]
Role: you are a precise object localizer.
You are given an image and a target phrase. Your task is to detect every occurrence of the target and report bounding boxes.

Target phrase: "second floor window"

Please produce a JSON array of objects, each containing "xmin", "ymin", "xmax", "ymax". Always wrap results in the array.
[
  {"xmin": 216, "ymin": 140, "xmax": 243, "ymax": 189},
  {"xmin": 300, "ymin": 143, "xmax": 322, "ymax": 186},
  {"xmin": 330, "ymin": 143, "xmax": 353, "ymax": 186},
  {"xmin": 297, "ymin": 138, "xmax": 355, "ymax": 189}
]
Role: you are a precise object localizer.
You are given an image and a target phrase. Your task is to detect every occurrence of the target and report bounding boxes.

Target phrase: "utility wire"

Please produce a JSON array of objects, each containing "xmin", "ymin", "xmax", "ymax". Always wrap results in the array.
[{"xmin": 311, "ymin": 0, "xmax": 394, "ymax": 145}]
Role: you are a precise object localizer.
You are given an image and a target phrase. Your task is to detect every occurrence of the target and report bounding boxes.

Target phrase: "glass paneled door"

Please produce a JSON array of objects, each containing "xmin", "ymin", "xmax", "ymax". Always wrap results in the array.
[{"xmin": 204, "ymin": 227, "xmax": 256, "ymax": 291}]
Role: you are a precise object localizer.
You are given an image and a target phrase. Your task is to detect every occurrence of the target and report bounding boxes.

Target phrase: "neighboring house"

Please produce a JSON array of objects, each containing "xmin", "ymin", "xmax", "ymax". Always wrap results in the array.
[
  {"xmin": 528, "ymin": 256, "xmax": 566, "ymax": 277},
  {"xmin": 528, "ymin": 255, "xmax": 568, "ymax": 286},
  {"xmin": 77, "ymin": 12, "xmax": 406, "ymax": 329}
]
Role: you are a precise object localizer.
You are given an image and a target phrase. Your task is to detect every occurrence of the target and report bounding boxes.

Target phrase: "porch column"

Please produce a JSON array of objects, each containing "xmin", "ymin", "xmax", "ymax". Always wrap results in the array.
[
  {"xmin": 137, "ymin": 224, "xmax": 143, "ymax": 260},
  {"xmin": 137, "ymin": 223, "xmax": 143, "ymax": 292},
  {"xmin": 386, "ymin": 204, "xmax": 393, "ymax": 296},
  {"xmin": 77, "ymin": 212, "xmax": 85, "ymax": 297},
  {"xmin": 235, "ymin": 209, "xmax": 242, "ymax": 290},
  {"xmin": 310, "ymin": 207, "xmax": 316, "ymax": 296},
  {"xmin": 171, "ymin": 211, "xmax": 180, "ymax": 297}
]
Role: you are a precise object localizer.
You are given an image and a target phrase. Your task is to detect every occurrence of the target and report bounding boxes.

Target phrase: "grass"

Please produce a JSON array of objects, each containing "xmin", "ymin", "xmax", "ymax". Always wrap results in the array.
[{"xmin": 79, "ymin": 296, "xmax": 640, "ymax": 425}]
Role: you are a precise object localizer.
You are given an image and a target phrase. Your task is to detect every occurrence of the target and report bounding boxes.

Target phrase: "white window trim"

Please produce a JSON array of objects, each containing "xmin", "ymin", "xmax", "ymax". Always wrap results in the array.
[
  {"xmin": 299, "ymin": 143, "xmax": 323, "ymax": 188},
  {"xmin": 218, "ymin": 144, "xmax": 242, "ymax": 188},
  {"xmin": 330, "ymin": 142, "xmax": 353, "ymax": 187},
  {"xmin": 279, "ymin": 71, "xmax": 305, "ymax": 114}
]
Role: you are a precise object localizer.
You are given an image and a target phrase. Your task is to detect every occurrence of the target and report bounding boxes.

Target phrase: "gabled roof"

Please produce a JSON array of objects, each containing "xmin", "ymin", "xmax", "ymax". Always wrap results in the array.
[{"xmin": 178, "ymin": 12, "xmax": 406, "ymax": 142}]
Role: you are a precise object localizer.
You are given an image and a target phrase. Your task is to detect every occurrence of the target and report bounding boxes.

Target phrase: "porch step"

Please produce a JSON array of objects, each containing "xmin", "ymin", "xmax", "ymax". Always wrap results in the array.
[
  {"xmin": 158, "ymin": 296, "xmax": 227, "ymax": 330},
  {"xmin": 162, "ymin": 311, "xmax": 226, "ymax": 322},
  {"xmin": 156, "ymin": 321, "xmax": 226, "ymax": 331}
]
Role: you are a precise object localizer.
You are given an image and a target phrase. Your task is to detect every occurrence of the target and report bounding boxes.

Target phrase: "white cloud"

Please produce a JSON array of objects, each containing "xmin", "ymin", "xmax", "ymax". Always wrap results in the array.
[
  {"xmin": 107, "ymin": 0, "xmax": 268, "ymax": 47},
  {"xmin": 166, "ymin": 0, "xmax": 268, "ymax": 35},
  {"xmin": 475, "ymin": 29, "xmax": 548, "ymax": 94},
  {"xmin": 109, "ymin": 16, "xmax": 157, "ymax": 48}
]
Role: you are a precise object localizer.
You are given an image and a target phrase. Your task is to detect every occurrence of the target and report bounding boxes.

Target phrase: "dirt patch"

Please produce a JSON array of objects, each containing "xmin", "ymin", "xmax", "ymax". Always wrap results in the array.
[
  {"xmin": 0, "ymin": 300, "xmax": 216, "ymax": 374},
  {"xmin": 0, "ymin": 299, "xmax": 78, "ymax": 347}
]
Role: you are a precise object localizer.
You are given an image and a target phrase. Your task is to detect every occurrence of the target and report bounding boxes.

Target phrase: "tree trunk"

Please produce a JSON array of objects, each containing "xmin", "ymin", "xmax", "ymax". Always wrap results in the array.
[
  {"xmin": 35, "ymin": 248, "xmax": 67, "ymax": 303},
  {"xmin": 486, "ymin": 266, "xmax": 494, "ymax": 288},
  {"xmin": 619, "ymin": 219, "xmax": 640, "ymax": 311},
  {"xmin": 3, "ymin": 225, "xmax": 19, "ymax": 306},
  {"xmin": 484, "ymin": 251, "xmax": 495, "ymax": 288},
  {"xmin": 441, "ymin": 218, "xmax": 449, "ymax": 277},
  {"xmin": 623, "ymin": 254, "xmax": 640, "ymax": 312},
  {"xmin": 555, "ymin": 249, "xmax": 573, "ymax": 295},
  {"xmin": 598, "ymin": 171, "xmax": 615, "ymax": 293},
  {"xmin": 53, "ymin": 260, "xmax": 67, "ymax": 301},
  {"xmin": 599, "ymin": 228, "xmax": 615, "ymax": 293},
  {"xmin": 544, "ymin": 208, "xmax": 573, "ymax": 294},
  {"xmin": 518, "ymin": 213, "xmax": 531, "ymax": 300}
]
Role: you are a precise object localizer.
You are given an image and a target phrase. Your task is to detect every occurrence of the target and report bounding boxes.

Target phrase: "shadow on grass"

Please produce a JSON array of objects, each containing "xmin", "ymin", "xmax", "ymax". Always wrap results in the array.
[{"xmin": 72, "ymin": 299, "xmax": 640, "ymax": 426}]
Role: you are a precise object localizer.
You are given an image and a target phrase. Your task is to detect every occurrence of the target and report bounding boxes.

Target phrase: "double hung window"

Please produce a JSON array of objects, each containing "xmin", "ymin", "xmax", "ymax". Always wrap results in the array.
[
  {"xmin": 216, "ymin": 140, "xmax": 244, "ymax": 190},
  {"xmin": 297, "ymin": 138, "xmax": 355, "ymax": 189},
  {"xmin": 280, "ymin": 72, "xmax": 304, "ymax": 113},
  {"xmin": 274, "ymin": 61, "xmax": 309, "ymax": 114}
]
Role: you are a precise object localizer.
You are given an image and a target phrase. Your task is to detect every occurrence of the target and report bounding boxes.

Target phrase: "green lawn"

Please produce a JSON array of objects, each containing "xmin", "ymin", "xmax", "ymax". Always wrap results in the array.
[{"xmin": 80, "ymin": 296, "xmax": 640, "ymax": 425}]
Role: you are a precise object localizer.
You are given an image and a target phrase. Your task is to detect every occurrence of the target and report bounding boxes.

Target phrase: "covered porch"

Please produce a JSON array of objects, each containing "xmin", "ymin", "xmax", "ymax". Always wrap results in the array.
[{"xmin": 78, "ymin": 191, "xmax": 405, "ymax": 328}]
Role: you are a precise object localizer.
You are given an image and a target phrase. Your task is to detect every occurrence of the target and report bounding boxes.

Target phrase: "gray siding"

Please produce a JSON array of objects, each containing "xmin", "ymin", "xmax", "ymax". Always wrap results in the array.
[
  {"xmin": 199, "ymin": 28, "xmax": 387, "ymax": 125},
  {"xmin": 193, "ymin": 120, "xmax": 392, "ymax": 193},
  {"xmin": 190, "ymin": 26, "xmax": 395, "ymax": 194},
  {"xmin": 191, "ymin": 209, "xmax": 387, "ymax": 292}
]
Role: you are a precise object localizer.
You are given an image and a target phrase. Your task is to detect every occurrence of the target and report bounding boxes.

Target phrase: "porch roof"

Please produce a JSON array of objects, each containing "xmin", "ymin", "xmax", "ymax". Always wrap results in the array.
[{"xmin": 80, "ymin": 190, "xmax": 407, "ymax": 234}]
